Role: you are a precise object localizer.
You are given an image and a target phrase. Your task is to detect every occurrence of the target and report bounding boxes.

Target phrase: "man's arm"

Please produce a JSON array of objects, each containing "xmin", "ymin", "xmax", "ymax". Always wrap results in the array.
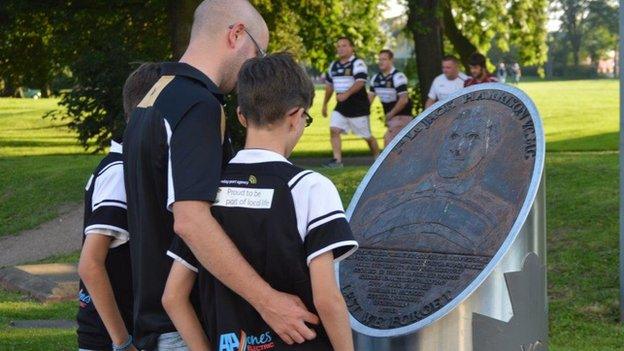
[
  {"xmin": 78, "ymin": 234, "xmax": 136, "ymax": 350},
  {"xmin": 425, "ymin": 97, "xmax": 436, "ymax": 108},
  {"xmin": 162, "ymin": 261, "xmax": 210, "ymax": 351},
  {"xmin": 310, "ymin": 252, "xmax": 354, "ymax": 351},
  {"xmin": 336, "ymin": 80, "xmax": 365, "ymax": 102},
  {"xmin": 386, "ymin": 94, "xmax": 409, "ymax": 120},
  {"xmin": 173, "ymin": 201, "xmax": 319, "ymax": 345},
  {"xmin": 322, "ymin": 84, "xmax": 334, "ymax": 117}
]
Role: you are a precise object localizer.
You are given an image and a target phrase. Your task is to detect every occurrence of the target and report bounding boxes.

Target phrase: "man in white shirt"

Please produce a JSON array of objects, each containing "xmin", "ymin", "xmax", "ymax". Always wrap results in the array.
[{"xmin": 425, "ymin": 56, "xmax": 468, "ymax": 108}]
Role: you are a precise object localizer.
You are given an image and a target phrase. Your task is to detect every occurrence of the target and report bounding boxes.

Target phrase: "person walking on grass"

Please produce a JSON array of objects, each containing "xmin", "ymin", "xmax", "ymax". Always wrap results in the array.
[
  {"xmin": 322, "ymin": 37, "xmax": 380, "ymax": 168},
  {"xmin": 369, "ymin": 49, "xmax": 413, "ymax": 146},
  {"xmin": 425, "ymin": 55, "xmax": 468, "ymax": 108}
]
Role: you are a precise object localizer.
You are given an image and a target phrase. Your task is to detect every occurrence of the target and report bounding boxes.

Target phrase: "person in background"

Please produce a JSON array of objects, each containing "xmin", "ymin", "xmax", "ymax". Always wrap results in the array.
[
  {"xmin": 322, "ymin": 37, "xmax": 380, "ymax": 168},
  {"xmin": 512, "ymin": 62, "xmax": 521, "ymax": 84},
  {"xmin": 464, "ymin": 52, "xmax": 499, "ymax": 87},
  {"xmin": 425, "ymin": 55, "xmax": 468, "ymax": 108},
  {"xmin": 496, "ymin": 62, "xmax": 507, "ymax": 83},
  {"xmin": 77, "ymin": 62, "xmax": 162, "ymax": 351},
  {"xmin": 369, "ymin": 49, "xmax": 413, "ymax": 146}
]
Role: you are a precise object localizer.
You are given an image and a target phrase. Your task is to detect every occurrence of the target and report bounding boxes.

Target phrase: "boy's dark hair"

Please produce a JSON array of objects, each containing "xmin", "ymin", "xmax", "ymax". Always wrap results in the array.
[
  {"xmin": 468, "ymin": 52, "xmax": 487, "ymax": 68},
  {"xmin": 337, "ymin": 36, "xmax": 353, "ymax": 46},
  {"xmin": 442, "ymin": 55, "xmax": 459, "ymax": 63},
  {"xmin": 379, "ymin": 49, "xmax": 394, "ymax": 60},
  {"xmin": 237, "ymin": 52, "xmax": 315, "ymax": 127},
  {"xmin": 122, "ymin": 62, "xmax": 162, "ymax": 122}
]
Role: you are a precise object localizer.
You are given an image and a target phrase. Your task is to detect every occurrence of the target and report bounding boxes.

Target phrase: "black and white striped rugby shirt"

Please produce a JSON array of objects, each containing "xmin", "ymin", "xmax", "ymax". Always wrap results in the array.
[
  {"xmin": 325, "ymin": 55, "xmax": 371, "ymax": 118},
  {"xmin": 370, "ymin": 68, "xmax": 413, "ymax": 116}
]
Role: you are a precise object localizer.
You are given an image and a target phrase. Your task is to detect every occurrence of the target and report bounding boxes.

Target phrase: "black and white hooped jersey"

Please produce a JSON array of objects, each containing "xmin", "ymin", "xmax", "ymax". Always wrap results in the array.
[
  {"xmin": 325, "ymin": 55, "xmax": 370, "ymax": 117},
  {"xmin": 77, "ymin": 140, "xmax": 133, "ymax": 350},
  {"xmin": 167, "ymin": 149, "xmax": 358, "ymax": 351},
  {"xmin": 370, "ymin": 68, "xmax": 413, "ymax": 116}
]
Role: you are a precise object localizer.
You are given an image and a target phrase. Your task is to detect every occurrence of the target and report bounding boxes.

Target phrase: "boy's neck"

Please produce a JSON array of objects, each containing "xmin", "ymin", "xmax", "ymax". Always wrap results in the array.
[{"xmin": 244, "ymin": 129, "xmax": 289, "ymax": 158}]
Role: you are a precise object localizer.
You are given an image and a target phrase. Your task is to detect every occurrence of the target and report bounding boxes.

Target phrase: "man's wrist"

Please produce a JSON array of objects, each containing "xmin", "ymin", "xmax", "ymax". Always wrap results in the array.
[{"xmin": 247, "ymin": 283, "xmax": 274, "ymax": 310}]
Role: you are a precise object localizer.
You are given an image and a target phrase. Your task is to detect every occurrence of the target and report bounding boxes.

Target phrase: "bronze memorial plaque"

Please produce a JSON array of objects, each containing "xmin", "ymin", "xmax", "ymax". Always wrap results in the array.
[{"xmin": 339, "ymin": 85, "xmax": 539, "ymax": 334}]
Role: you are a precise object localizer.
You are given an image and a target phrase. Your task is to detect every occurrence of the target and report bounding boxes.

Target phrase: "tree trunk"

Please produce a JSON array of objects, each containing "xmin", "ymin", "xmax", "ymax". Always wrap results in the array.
[
  {"xmin": 168, "ymin": 0, "xmax": 201, "ymax": 60},
  {"xmin": 407, "ymin": 0, "xmax": 443, "ymax": 105},
  {"xmin": 441, "ymin": 0, "xmax": 477, "ymax": 72}
]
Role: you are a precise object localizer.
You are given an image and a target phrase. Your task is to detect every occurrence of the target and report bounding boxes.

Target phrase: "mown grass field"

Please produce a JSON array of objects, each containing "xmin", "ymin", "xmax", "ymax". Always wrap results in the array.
[{"xmin": 0, "ymin": 79, "xmax": 622, "ymax": 350}]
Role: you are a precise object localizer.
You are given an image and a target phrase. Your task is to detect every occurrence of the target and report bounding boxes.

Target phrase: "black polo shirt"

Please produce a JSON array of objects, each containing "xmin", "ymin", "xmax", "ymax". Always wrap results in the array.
[
  {"xmin": 370, "ymin": 68, "xmax": 413, "ymax": 116},
  {"xmin": 123, "ymin": 62, "xmax": 230, "ymax": 350},
  {"xmin": 168, "ymin": 149, "xmax": 359, "ymax": 351},
  {"xmin": 325, "ymin": 55, "xmax": 370, "ymax": 117}
]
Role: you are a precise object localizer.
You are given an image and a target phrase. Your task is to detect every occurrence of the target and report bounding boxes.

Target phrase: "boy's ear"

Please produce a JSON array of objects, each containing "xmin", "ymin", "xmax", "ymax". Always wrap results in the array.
[
  {"xmin": 287, "ymin": 108, "xmax": 304, "ymax": 130},
  {"xmin": 236, "ymin": 106, "xmax": 248, "ymax": 128}
]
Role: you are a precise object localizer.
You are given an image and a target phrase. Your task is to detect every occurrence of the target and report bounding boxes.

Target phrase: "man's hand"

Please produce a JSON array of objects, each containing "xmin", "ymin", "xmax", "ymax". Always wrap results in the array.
[
  {"xmin": 322, "ymin": 104, "xmax": 328, "ymax": 118},
  {"xmin": 256, "ymin": 290, "xmax": 320, "ymax": 345},
  {"xmin": 336, "ymin": 93, "xmax": 349, "ymax": 102}
]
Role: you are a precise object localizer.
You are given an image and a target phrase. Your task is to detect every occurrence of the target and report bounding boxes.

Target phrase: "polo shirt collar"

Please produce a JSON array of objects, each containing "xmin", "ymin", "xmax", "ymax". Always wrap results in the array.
[
  {"xmin": 110, "ymin": 140, "xmax": 123, "ymax": 154},
  {"xmin": 381, "ymin": 67, "xmax": 396, "ymax": 78},
  {"xmin": 160, "ymin": 62, "xmax": 224, "ymax": 103},
  {"xmin": 230, "ymin": 149, "xmax": 292, "ymax": 165}
]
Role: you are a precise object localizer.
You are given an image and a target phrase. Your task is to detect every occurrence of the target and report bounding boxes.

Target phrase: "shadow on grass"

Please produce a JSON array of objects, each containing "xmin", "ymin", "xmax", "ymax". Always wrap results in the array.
[{"xmin": 547, "ymin": 132, "xmax": 618, "ymax": 152}]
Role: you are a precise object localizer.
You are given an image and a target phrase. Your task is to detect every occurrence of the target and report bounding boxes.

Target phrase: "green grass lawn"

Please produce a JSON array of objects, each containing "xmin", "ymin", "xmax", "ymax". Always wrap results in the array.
[
  {"xmin": 0, "ymin": 98, "xmax": 100, "ymax": 236},
  {"xmin": 0, "ymin": 152, "xmax": 621, "ymax": 350},
  {"xmin": 0, "ymin": 79, "xmax": 622, "ymax": 350}
]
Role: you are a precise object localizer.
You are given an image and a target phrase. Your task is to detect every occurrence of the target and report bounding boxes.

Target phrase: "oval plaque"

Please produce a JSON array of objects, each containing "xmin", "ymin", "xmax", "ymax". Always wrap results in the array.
[{"xmin": 338, "ymin": 83, "xmax": 545, "ymax": 337}]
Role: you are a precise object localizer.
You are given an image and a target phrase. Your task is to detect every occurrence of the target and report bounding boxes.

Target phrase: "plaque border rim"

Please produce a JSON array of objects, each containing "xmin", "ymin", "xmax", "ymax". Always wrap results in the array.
[{"xmin": 337, "ymin": 83, "xmax": 546, "ymax": 337}]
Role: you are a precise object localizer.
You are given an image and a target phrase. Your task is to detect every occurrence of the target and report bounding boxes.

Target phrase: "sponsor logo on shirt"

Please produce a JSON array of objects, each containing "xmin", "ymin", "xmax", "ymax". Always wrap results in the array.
[
  {"xmin": 345, "ymin": 68, "xmax": 351, "ymax": 76},
  {"xmin": 248, "ymin": 175, "xmax": 257, "ymax": 184},
  {"xmin": 218, "ymin": 330, "xmax": 275, "ymax": 351},
  {"xmin": 78, "ymin": 289, "xmax": 91, "ymax": 308},
  {"xmin": 214, "ymin": 187, "xmax": 274, "ymax": 209}
]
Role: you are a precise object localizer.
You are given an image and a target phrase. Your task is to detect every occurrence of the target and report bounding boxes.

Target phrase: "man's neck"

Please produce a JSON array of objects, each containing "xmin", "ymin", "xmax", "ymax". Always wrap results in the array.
[
  {"xmin": 179, "ymin": 45, "xmax": 225, "ymax": 90},
  {"xmin": 382, "ymin": 66, "xmax": 394, "ymax": 76},
  {"xmin": 339, "ymin": 55, "xmax": 353, "ymax": 64},
  {"xmin": 477, "ymin": 71, "xmax": 489, "ymax": 82},
  {"xmin": 445, "ymin": 73, "xmax": 459, "ymax": 80}
]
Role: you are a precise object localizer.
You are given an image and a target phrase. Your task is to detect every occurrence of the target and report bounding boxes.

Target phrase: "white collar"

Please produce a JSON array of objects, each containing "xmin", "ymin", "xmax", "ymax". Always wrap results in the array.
[
  {"xmin": 110, "ymin": 140, "xmax": 123, "ymax": 154},
  {"xmin": 381, "ymin": 67, "xmax": 396, "ymax": 78},
  {"xmin": 339, "ymin": 55, "xmax": 356, "ymax": 64},
  {"xmin": 229, "ymin": 149, "xmax": 291, "ymax": 165}
]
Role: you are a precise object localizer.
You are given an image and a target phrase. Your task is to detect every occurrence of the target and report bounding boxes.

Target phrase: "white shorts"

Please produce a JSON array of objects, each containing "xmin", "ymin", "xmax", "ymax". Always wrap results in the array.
[{"xmin": 330, "ymin": 111, "xmax": 372, "ymax": 139}]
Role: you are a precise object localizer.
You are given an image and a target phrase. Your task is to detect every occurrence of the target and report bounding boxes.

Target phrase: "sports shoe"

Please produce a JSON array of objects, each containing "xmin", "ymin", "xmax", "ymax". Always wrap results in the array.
[{"xmin": 322, "ymin": 159, "xmax": 344, "ymax": 168}]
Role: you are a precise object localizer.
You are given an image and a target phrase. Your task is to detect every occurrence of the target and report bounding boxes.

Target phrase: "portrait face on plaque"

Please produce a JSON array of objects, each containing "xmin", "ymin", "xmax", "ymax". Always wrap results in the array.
[{"xmin": 339, "ymin": 86, "xmax": 540, "ymax": 334}]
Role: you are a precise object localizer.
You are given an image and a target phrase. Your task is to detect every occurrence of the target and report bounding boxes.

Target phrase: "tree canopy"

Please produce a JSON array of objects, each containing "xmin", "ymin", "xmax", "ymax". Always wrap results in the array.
[{"xmin": 0, "ymin": 0, "xmax": 383, "ymax": 151}]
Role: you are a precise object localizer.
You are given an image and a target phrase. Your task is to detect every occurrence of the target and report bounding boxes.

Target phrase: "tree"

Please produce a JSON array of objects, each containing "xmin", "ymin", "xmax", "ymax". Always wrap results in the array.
[
  {"xmin": 0, "ymin": 2, "xmax": 60, "ymax": 96},
  {"xmin": 552, "ymin": 0, "xmax": 591, "ymax": 68},
  {"xmin": 405, "ymin": 0, "xmax": 548, "ymax": 102},
  {"xmin": 36, "ymin": 0, "xmax": 383, "ymax": 151},
  {"xmin": 581, "ymin": 0, "xmax": 618, "ymax": 68},
  {"xmin": 407, "ymin": 0, "xmax": 443, "ymax": 103}
]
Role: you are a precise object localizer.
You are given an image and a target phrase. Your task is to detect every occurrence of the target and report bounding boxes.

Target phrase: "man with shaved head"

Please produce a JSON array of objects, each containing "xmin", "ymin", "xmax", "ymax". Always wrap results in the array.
[{"xmin": 123, "ymin": 1, "xmax": 318, "ymax": 349}]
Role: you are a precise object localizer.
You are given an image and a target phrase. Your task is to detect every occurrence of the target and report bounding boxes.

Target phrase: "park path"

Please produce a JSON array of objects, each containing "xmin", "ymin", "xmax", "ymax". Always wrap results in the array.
[
  {"xmin": 0, "ymin": 203, "xmax": 82, "ymax": 267},
  {"xmin": 0, "ymin": 156, "xmax": 374, "ymax": 268}
]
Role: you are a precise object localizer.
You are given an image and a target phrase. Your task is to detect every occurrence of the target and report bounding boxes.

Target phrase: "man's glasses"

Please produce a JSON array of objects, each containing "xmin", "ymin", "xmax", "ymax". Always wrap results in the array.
[{"xmin": 229, "ymin": 24, "xmax": 266, "ymax": 58}]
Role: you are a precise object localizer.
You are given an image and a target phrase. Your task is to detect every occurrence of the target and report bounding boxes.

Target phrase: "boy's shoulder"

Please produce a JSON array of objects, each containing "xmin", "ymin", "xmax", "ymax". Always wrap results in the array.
[{"xmin": 92, "ymin": 151, "xmax": 123, "ymax": 180}]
